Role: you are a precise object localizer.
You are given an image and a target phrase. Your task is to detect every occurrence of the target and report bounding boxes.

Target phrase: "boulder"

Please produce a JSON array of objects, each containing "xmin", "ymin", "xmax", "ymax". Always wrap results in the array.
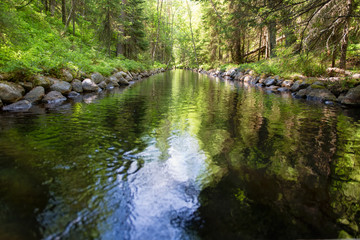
[
  {"xmin": 82, "ymin": 79, "xmax": 99, "ymax": 92},
  {"xmin": 91, "ymin": 72, "xmax": 104, "ymax": 84},
  {"xmin": 118, "ymin": 78, "xmax": 130, "ymax": 86},
  {"xmin": 68, "ymin": 91, "xmax": 80, "ymax": 98},
  {"xmin": 266, "ymin": 86, "xmax": 279, "ymax": 92},
  {"xmin": 234, "ymin": 72, "xmax": 244, "ymax": 81},
  {"xmin": 0, "ymin": 82, "xmax": 25, "ymax": 103},
  {"xmin": 352, "ymin": 73, "xmax": 360, "ymax": 79},
  {"xmin": 50, "ymin": 81, "xmax": 72, "ymax": 94},
  {"xmin": 2, "ymin": 100, "xmax": 32, "ymax": 111},
  {"xmin": 34, "ymin": 75, "xmax": 51, "ymax": 89},
  {"xmin": 19, "ymin": 82, "xmax": 34, "ymax": 92},
  {"xmin": 341, "ymin": 85, "xmax": 360, "ymax": 105},
  {"xmin": 278, "ymin": 87, "xmax": 290, "ymax": 92},
  {"xmin": 291, "ymin": 80, "xmax": 309, "ymax": 92},
  {"xmin": 112, "ymin": 72, "xmax": 125, "ymax": 80},
  {"xmin": 125, "ymin": 75, "xmax": 132, "ymax": 81},
  {"xmin": 61, "ymin": 69, "xmax": 73, "ymax": 82},
  {"xmin": 264, "ymin": 78, "xmax": 276, "ymax": 86},
  {"xmin": 98, "ymin": 81, "xmax": 107, "ymax": 89},
  {"xmin": 294, "ymin": 89, "xmax": 308, "ymax": 99},
  {"xmin": 306, "ymin": 88, "xmax": 337, "ymax": 102},
  {"xmin": 23, "ymin": 86, "xmax": 45, "ymax": 103},
  {"xmin": 71, "ymin": 79, "xmax": 83, "ymax": 93},
  {"xmin": 282, "ymin": 80, "xmax": 293, "ymax": 88},
  {"xmin": 243, "ymin": 75, "xmax": 253, "ymax": 82},
  {"xmin": 42, "ymin": 91, "xmax": 67, "ymax": 103}
]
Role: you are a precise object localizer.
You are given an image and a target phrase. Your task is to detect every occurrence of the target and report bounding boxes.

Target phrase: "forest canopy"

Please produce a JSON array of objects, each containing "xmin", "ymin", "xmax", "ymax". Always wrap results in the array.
[{"xmin": 0, "ymin": 0, "xmax": 359, "ymax": 77}]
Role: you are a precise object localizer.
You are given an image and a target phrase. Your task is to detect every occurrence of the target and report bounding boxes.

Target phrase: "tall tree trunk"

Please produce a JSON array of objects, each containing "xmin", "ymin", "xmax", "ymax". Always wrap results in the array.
[
  {"xmin": 186, "ymin": 0, "xmax": 198, "ymax": 67},
  {"xmin": 268, "ymin": 20, "xmax": 277, "ymax": 57},
  {"xmin": 62, "ymin": 0, "xmax": 66, "ymax": 24},
  {"xmin": 152, "ymin": 0, "xmax": 163, "ymax": 61},
  {"xmin": 258, "ymin": 27, "xmax": 263, "ymax": 61},
  {"xmin": 339, "ymin": 0, "xmax": 353, "ymax": 69},
  {"xmin": 72, "ymin": 0, "xmax": 76, "ymax": 35},
  {"xmin": 50, "ymin": 0, "xmax": 55, "ymax": 16}
]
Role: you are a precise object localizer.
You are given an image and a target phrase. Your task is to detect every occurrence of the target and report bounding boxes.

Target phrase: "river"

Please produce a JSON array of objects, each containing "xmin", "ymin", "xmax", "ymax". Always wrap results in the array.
[{"xmin": 0, "ymin": 70, "xmax": 360, "ymax": 239}]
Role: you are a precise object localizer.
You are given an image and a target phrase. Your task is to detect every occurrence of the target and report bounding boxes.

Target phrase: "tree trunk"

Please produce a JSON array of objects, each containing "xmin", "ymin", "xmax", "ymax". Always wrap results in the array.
[
  {"xmin": 50, "ymin": 0, "xmax": 55, "ymax": 16},
  {"xmin": 186, "ymin": 0, "xmax": 198, "ymax": 67},
  {"xmin": 72, "ymin": 0, "xmax": 76, "ymax": 35},
  {"xmin": 258, "ymin": 27, "xmax": 263, "ymax": 61},
  {"xmin": 62, "ymin": 0, "xmax": 66, "ymax": 24},
  {"xmin": 339, "ymin": 0, "xmax": 353, "ymax": 69},
  {"xmin": 268, "ymin": 20, "xmax": 277, "ymax": 57},
  {"xmin": 332, "ymin": 47, "xmax": 337, "ymax": 68}
]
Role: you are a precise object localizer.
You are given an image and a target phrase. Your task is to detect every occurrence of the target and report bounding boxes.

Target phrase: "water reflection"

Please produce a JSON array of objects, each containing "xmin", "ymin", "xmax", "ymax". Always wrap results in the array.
[{"xmin": 0, "ymin": 70, "xmax": 360, "ymax": 239}]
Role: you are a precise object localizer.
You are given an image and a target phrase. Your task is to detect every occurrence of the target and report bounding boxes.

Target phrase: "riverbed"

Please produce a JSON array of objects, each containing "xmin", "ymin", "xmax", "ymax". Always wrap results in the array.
[{"xmin": 0, "ymin": 70, "xmax": 359, "ymax": 239}]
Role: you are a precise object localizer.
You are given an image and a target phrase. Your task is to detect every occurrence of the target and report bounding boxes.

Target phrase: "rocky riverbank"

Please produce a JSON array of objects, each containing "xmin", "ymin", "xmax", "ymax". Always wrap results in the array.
[
  {"xmin": 0, "ymin": 68, "xmax": 166, "ymax": 111},
  {"xmin": 191, "ymin": 67, "xmax": 360, "ymax": 107}
]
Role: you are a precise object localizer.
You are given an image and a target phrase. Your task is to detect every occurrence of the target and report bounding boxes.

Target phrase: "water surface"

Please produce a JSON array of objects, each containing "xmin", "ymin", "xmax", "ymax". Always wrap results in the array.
[{"xmin": 1, "ymin": 70, "xmax": 360, "ymax": 239}]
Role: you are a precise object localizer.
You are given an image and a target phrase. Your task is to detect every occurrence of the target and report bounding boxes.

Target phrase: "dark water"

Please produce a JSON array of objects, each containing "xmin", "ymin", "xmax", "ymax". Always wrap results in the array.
[{"xmin": 1, "ymin": 70, "xmax": 360, "ymax": 240}]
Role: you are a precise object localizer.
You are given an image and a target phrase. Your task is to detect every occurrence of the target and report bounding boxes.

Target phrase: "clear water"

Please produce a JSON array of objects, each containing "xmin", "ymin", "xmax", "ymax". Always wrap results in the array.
[{"xmin": 0, "ymin": 70, "xmax": 360, "ymax": 239}]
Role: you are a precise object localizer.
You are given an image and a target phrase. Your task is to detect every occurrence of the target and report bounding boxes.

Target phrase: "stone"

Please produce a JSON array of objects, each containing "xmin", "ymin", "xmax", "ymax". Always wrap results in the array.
[
  {"xmin": 50, "ymin": 81, "xmax": 72, "ymax": 94},
  {"xmin": 125, "ymin": 75, "xmax": 132, "ymax": 81},
  {"xmin": 91, "ymin": 72, "xmax": 104, "ymax": 84},
  {"xmin": 278, "ymin": 87, "xmax": 290, "ymax": 92},
  {"xmin": 327, "ymin": 67, "xmax": 351, "ymax": 77},
  {"xmin": 352, "ymin": 74, "xmax": 360, "ymax": 79},
  {"xmin": 2, "ymin": 100, "xmax": 32, "ymax": 111},
  {"xmin": 98, "ymin": 81, "xmax": 107, "ymax": 89},
  {"xmin": 243, "ymin": 75, "xmax": 253, "ymax": 82},
  {"xmin": 312, "ymin": 81, "xmax": 325, "ymax": 86},
  {"xmin": 23, "ymin": 86, "xmax": 45, "ymax": 103},
  {"xmin": 71, "ymin": 79, "xmax": 83, "ymax": 93},
  {"xmin": 34, "ymin": 75, "xmax": 51, "ymax": 88},
  {"xmin": 291, "ymin": 80, "xmax": 309, "ymax": 92},
  {"xmin": 19, "ymin": 82, "xmax": 34, "ymax": 92},
  {"xmin": 282, "ymin": 80, "xmax": 293, "ymax": 88},
  {"xmin": 0, "ymin": 82, "xmax": 25, "ymax": 103},
  {"xmin": 264, "ymin": 78, "xmax": 276, "ymax": 86},
  {"xmin": 68, "ymin": 91, "xmax": 80, "ymax": 98},
  {"xmin": 294, "ymin": 89, "xmax": 308, "ymax": 98},
  {"xmin": 42, "ymin": 91, "xmax": 67, "ymax": 103},
  {"xmin": 61, "ymin": 69, "xmax": 73, "ymax": 82},
  {"xmin": 82, "ymin": 79, "xmax": 99, "ymax": 92},
  {"xmin": 341, "ymin": 85, "xmax": 360, "ymax": 105},
  {"xmin": 266, "ymin": 86, "xmax": 279, "ymax": 92},
  {"xmin": 234, "ymin": 72, "xmax": 244, "ymax": 81},
  {"xmin": 306, "ymin": 88, "xmax": 337, "ymax": 102},
  {"xmin": 118, "ymin": 78, "xmax": 130, "ymax": 86}
]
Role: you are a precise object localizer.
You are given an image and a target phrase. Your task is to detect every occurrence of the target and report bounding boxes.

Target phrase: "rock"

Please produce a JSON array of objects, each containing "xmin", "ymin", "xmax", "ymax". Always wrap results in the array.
[
  {"xmin": 0, "ymin": 99, "xmax": 2, "ymax": 108},
  {"xmin": 242, "ymin": 75, "xmax": 252, "ymax": 82},
  {"xmin": 291, "ymin": 80, "xmax": 309, "ymax": 92},
  {"xmin": 278, "ymin": 87, "xmax": 290, "ymax": 92},
  {"xmin": 50, "ymin": 81, "xmax": 72, "ymax": 94},
  {"xmin": 0, "ymin": 82, "xmax": 25, "ymax": 103},
  {"xmin": 118, "ymin": 78, "xmax": 130, "ymax": 86},
  {"xmin": 71, "ymin": 79, "xmax": 83, "ymax": 93},
  {"xmin": 264, "ymin": 78, "xmax": 276, "ymax": 86},
  {"xmin": 112, "ymin": 72, "xmax": 125, "ymax": 80},
  {"xmin": 327, "ymin": 67, "xmax": 351, "ymax": 77},
  {"xmin": 68, "ymin": 91, "xmax": 80, "ymax": 98},
  {"xmin": 2, "ymin": 100, "xmax": 32, "ymax": 111},
  {"xmin": 266, "ymin": 86, "xmax": 279, "ymax": 92},
  {"xmin": 98, "ymin": 81, "xmax": 107, "ymax": 89},
  {"xmin": 282, "ymin": 80, "xmax": 293, "ymax": 88},
  {"xmin": 125, "ymin": 75, "xmax": 132, "ymax": 81},
  {"xmin": 106, "ymin": 83, "xmax": 115, "ymax": 90},
  {"xmin": 256, "ymin": 83, "xmax": 264, "ymax": 87},
  {"xmin": 294, "ymin": 89, "xmax": 308, "ymax": 98},
  {"xmin": 42, "ymin": 91, "xmax": 67, "ymax": 103},
  {"xmin": 34, "ymin": 75, "xmax": 51, "ymax": 89},
  {"xmin": 312, "ymin": 81, "xmax": 325, "ymax": 86},
  {"xmin": 306, "ymin": 88, "xmax": 337, "ymax": 102},
  {"xmin": 337, "ymin": 93, "xmax": 346, "ymax": 103},
  {"xmin": 23, "ymin": 86, "xmax": 45, "ymax": 103},
  {"xmin": 91, "ymin": 72, "xmax": 104, "ymax": 84},
  {"xmin": 234, "ymin": 72, "xmax": 244, "ymax": 81},
  {"xmin": 19, "ymin": 82, "xmax": 34, "ymax": 92},
  {"xmin": 108, "ymin": 76, "xmax": 120, "ymax": 87},
  {"xmin": 341, "ymin": 85, "xmax": 360, "ymax": 105},
  {"xmin": 82, "ymin": 79, "xmax": 99, "ymax": 92},
  {"xmin": 61, "ymin": 69, "xmax": 73, "ymax": 82},
  {"xmin": 352, "ymin": 73, "xmax": 360, "ymax": 79}
]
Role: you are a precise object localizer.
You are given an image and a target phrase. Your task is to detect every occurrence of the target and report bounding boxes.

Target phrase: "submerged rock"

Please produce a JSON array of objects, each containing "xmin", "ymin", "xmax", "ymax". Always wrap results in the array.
[
  {"xmin": 42, "ymin": 91, "xmax": 67, "ymax": 103},
  {"xmin": 82, "ymin": 79, "xmax": 99, "ymax": 92},
  {"xmin": 68, "ymin": 91, "xmax": 80, "ymax": 98},
  {"xmin": 23, "ymin": 86, "xmax": 45, "ymax": 103},
  {"xmin": 341, "ymin": 85, "xmax": 360, "ymax": 106},
  {"xmin": 71, "ymin": 79, "xmax": 83, "ymax": 93},
  {"xmin": 50, "ymin": 81, "xmax": 72, "ymax": 94},
  {"xmin": 3, "ymin": 100, "xmax": 32, "ymax": 111},
  {"xmin": 91, "ymin": 72, "xmax": 104, "ymax": 84},
  {"xmin": 0, "ymin": 82, "xmax": 25, "ymax": 103}
]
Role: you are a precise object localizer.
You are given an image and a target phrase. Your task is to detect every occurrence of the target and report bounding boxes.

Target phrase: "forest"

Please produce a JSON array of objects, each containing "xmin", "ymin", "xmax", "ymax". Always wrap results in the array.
[{"xmin": 0, "ymin": 0, "xmax": 360, "ymax": 78}]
